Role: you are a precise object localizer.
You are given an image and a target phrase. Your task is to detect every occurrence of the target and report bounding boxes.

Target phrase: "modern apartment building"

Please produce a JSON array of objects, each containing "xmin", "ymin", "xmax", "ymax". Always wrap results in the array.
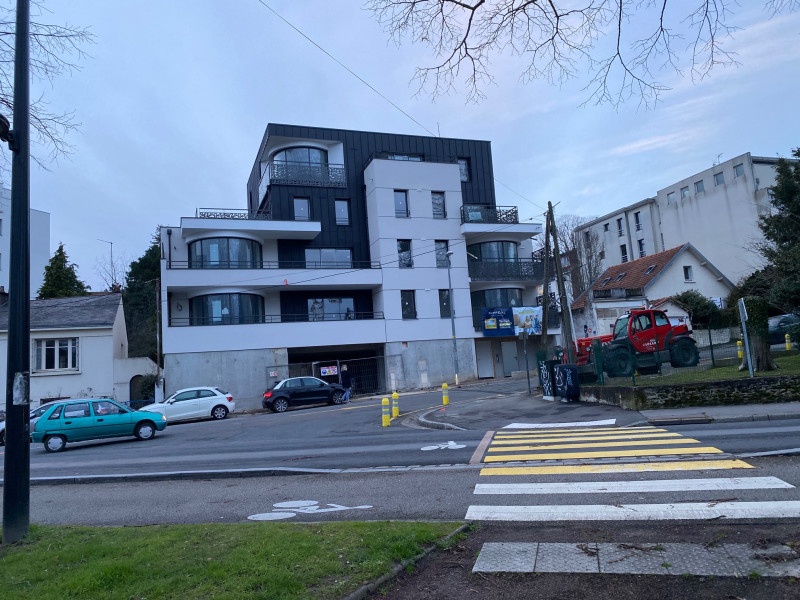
[
  {"xmin": 574, "ymin": 153, "xmax": 782, "ymax": 291},
  {"xmin": 0, "ymin": 186, "xmax": 50, "ymax": 298},
  {"xmin": 160, "ymin": 124, "xmax": 546, "ymax": 406}
]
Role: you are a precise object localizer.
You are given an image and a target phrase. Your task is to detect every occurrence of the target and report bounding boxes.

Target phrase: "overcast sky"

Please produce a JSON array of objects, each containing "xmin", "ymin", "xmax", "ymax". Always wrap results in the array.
[{"xmin": 6, "ymin": 0, "xmax": 800, "ymax": 291}]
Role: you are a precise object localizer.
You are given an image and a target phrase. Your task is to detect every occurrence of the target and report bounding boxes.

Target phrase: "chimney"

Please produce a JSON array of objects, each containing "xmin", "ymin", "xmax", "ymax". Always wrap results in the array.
[{"xmin": 0, "ymin": 285, "xmax": 8, "ymax": 306}]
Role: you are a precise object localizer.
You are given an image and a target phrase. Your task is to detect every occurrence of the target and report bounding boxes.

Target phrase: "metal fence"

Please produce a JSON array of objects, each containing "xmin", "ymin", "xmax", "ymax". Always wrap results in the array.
[{"xmin": 265, "ymin": 355, "xmax": 406, "ymax": 397}]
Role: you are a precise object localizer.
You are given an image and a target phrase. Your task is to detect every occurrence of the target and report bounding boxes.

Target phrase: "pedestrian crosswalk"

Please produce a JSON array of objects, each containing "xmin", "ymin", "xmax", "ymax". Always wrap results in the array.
[{"xmin": 466, "ymin": 425, "xmax": 798, "ymax": 522}]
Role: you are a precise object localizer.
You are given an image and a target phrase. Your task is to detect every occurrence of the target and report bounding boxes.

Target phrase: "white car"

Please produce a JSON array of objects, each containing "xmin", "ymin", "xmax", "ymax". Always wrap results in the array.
[
  {"xmin": 0, "ymin": 402, "xmax": 56, "ymax": 445},
  {"xmin": 139, "ymin": 387, "xmax": 235, "ymax": 422}
]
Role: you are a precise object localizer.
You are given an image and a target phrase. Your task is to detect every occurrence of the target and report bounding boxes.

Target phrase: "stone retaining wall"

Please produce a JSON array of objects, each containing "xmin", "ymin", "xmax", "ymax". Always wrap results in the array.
[{"xmin": 579, "ymin": 375, "xmax": 800, "ymax": 411}]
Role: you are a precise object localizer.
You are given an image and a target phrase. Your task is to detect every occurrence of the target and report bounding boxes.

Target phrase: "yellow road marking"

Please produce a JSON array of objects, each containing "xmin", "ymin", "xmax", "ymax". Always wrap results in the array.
[
  {"xmin": 494, "ymin": 427, "xmax": 666, "ymax": 438},
  {"xmin": 496, "ymin": 426, "xmax": 660, "ymax": 435},
  {"xmin": 490, "ymin": 432, "xmax": 681, "ymax": 444},
  {"xmin": 482, "ymin": 446, "xmax": 723, "ymax": 462},
  {"xmin": 479, "ymin": 459, "xmax": 755, "ymax": 476},
  {"xmin": 487, "ymin": 438, "xmax": 701, "ymax": 452}
]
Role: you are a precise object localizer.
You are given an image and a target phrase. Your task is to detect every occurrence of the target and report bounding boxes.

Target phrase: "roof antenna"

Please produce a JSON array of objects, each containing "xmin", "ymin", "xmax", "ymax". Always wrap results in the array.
[
  {"xmin": 713, "ymin": 153, "xmax": 723, "ymax": 167},
  {"xmin": 437, "ymin": 122, "xmax": 441, "ymax": 138}
]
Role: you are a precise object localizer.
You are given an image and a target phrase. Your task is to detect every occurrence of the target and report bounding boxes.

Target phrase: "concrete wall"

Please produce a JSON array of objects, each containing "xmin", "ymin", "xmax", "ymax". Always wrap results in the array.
[
  {"xmin": 385, "ymin": 338, "xmax": 477, "ymax": 388},
  {"xmin": 113, "ymin": 357, "xmax": 158, "ymax": 405},
  {"xmin": 164, "ymin": 347, "xmax": 289, "ymax": 410}
]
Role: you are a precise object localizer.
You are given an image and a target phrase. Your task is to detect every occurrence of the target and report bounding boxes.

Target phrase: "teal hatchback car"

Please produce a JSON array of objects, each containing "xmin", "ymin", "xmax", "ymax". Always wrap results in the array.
[{"xmin": 31, "ymin": 398, "xmax": 167, "ymax": 453}]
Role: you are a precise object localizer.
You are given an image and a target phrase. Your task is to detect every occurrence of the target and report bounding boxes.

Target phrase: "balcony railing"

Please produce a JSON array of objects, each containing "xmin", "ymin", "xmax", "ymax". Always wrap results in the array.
[
  {"xmin": 468, "ymin": 258, "xmax": 543, "ymax": 281},
  {"xmin": 460, "ymin": 205, "xmax": 519, "ymax": 225},
  {"xmin": 195, "ymin": 208, "xmax": 270, "ymax": 220},
  {"xmin": 169, "ymin": 311, "xmax": 384, "ymax": 327},
  {"xmin": 167, "ymin": 260, "xmax": 380, "ymax": 270},
  {"xmin": 258, "ymin": 160, "xmax": 347, "ymax": 201}
]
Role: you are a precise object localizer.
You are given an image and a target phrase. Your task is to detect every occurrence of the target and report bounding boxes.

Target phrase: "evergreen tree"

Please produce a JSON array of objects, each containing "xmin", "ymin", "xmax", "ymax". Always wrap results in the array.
[
  {"xmin": 758, "ymin": 148, "xmax": 800, "ymax": 312},
  {"xmin": 123, "ymin": 232, "xmax": 161, "ymax": 361},
  {"xmin": 37, "ymin": 243, "xmax": 90, "ymax": 299}
]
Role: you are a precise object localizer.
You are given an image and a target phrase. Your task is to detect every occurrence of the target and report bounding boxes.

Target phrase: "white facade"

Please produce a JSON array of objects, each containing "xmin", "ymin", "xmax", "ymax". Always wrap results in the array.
[{"xmin": 0, "ymin": 186, "xmax": 50, "ymax": 298}]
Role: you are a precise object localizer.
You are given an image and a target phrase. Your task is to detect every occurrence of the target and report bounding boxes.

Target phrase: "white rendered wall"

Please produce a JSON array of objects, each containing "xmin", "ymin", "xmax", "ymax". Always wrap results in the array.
[{"xmin": 646, "ymin": 253, "xmax": 733, "ymax": 302}]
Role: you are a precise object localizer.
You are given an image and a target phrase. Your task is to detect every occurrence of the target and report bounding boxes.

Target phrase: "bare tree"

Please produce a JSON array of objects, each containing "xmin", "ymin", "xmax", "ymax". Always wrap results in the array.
[
  {"xmin": 0, "ymin": 1, "xmax": 94, "ymax": 174},
  {"xmin": 94, "ymin": 252, "xmax": 130, "ymax": 293},
  {"xmin": 534, "ymin": 213, "xmax": 603, "ymax": 297},
  {"xmin": 367, "ymin": 1, "xmax": 798, "ymax": 106}
]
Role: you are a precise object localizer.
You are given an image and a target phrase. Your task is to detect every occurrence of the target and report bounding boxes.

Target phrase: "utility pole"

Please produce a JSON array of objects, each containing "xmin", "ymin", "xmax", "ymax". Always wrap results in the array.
[
  {"xmin": 540, "ymin": 210, "xmax": 551, "ymax": 356},
  {"xmin": 3, "ymin": 0, "xmax": 31, "ymax": 545},
  {"xmin": 548, "ymin": 201, "xmax": 576, "ymax": 364}
]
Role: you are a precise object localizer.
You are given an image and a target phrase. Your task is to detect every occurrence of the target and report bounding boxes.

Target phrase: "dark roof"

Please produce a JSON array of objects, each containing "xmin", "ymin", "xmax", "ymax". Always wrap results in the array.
[{"xmin": 0, "ymin": 294, "xmax": 121, "ymax": 332}]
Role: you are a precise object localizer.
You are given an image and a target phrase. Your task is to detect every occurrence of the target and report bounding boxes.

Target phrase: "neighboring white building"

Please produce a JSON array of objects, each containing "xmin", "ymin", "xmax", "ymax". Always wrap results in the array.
[
  {"xmin": 160, "ymin": 124, "xmax": 548, "ymax": 408},
  {"xmin": 571, "ymin": 244, "xmax": 734, "ymax": 336},
  {"xmin": 0, "ymin": 293, "xmax": 157, "ymax": 407},
  {"xmin": 575, "ymin": 153, "xmax": 784, "ymax": 288},
  {"xmin": 0, "ymin": 186, "xmax": 50, "ymax": 298}
]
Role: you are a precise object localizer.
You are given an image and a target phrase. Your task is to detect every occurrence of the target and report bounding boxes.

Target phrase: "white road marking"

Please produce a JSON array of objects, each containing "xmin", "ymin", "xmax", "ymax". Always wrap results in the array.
[
  {"xmin": 465, "ymin": 501, "xmax": 800, "ymax": 521},
  {"xmin": 474, "ymin": 476, "xmax": 794, "ymax": 495},
  {"xmin": 421, "ymin": 440, "xmax": 467, "ymax": 451},
  {"xmin": 248, "ymin": 500, "xmax": 373, "ymax": 521},
  {"xmin": 502, "ymin": 419, "xmax": 617, "ymax": 429}
]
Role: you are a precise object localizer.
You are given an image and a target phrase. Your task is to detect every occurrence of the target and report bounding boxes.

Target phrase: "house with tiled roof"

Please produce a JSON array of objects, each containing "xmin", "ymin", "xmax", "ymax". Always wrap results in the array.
[
  {"xmin": 571, "ymin": 244, "xmax": 733, "ymax": 336},
  {"xmin": 0, "ymin": 293, "xmax": 157, "ymax": 407}
]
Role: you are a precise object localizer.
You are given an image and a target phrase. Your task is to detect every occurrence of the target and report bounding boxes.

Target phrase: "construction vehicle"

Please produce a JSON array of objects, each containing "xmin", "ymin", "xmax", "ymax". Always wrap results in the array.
[{"xmin": 575, "ymin": 308, "xmax": 699, "ymax": 378}]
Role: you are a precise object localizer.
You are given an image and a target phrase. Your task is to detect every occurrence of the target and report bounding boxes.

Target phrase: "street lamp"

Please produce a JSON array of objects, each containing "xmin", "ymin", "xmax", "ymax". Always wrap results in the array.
[{"xmin": 445, "ymin": 251, "xmax": 459, "ymax": 385}]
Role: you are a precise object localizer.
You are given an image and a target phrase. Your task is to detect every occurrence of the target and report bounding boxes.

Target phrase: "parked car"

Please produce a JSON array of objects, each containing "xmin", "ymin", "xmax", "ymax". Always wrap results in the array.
[
  {"xmin": 138, "ymin": 386, "xmax": 235, "ymax": 422},
  {"xmin": 0, "ymin": 402, "xmax": 55, "ymax": 446},
  {"xmin": 31, "ymin": 398, "xmax": 167, "ymax": 453},
  {"xmin": 263, "ymin": 377, "xmax": 345, "ymax": 413},
  {"xmin": 768, "ymin": 314, "xmax": 800, "ymax": 345}
]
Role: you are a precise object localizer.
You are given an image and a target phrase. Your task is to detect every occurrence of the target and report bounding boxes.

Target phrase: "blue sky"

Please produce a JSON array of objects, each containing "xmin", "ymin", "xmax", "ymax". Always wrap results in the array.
[{"xmin": 8, "ymin": 0, "xmax": 800, "ymax": 290}]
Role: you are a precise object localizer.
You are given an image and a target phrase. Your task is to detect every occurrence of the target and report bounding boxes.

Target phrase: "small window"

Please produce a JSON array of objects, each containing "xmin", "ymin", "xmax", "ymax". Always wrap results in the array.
[
  {"xmin": 714, "ymin": 172, "xmax": 724, "ymax": 186},
  {"xmin": 614, "ymin": 272, "xmax": 626, "ymax": 283},
  {"xmin": 620, "ymin": 244, "xmax": 628, "ymax": 263},
  {"xmin": 435, "ymin": 240, "xmax": 449, "ymax": 268},
  {"xmin": 638, "ymin": 239, "xmax": 646, "ymax": 258},
  {"xmin": 293, "ymin": 197, "xmax": 310, "ymax": 221},
  {"xmin": 387, "ymin": 153, "xmax": 422, "ymax": 161},
  {"xmin": 734, "ymin": 163, "xmax": 745, "ymax": 178},
  {"xmin": 431, "ymin": 192, "xmax": 446, "ymax": 219},
  {"xmin": 401, "ymin": 290, "xmax": 416, "ymax": 319},
  {"xmin": 397, "ymin": 239, "xmax": 413, "ymax": 268},
  {"xmin": 695, "ymin": 180, "xmax": 705, "ymax": 193},
  {"xmin": 48, "ymin": 405, "xmax": 64, "ymax": 420},
  {"xmin": 644, "ymin": 264, "xmax": 657, "ymax": 275},
  {"xmin": 334, "ymin": 199, "xmax": 350, "ymax": 225},
  {"xmin": 634, "ymin": 212, "xmax": 642, "ymax": 231},
  {"xmin": 457, "ymin": 158, "xmax": 470, "ymax": 182},
  {"xmin": 584, "ymin": 230, "xmax": 591, "ymax": 243},
  {"xmin": 394, "ymin": 190, "xmax": 409, "ymax": 218},
  {"xmin": 680, "ymin": 186, "xmax": 689, "ymax": 199},
  {"xmin": 92, "ymin": 400, "xmax": 126, "ymax": 416},
  {"xmin": 617, "ymin": 218, "xmax": 624, "ymax": 236},
  {"xmin": 600, "ymin": 277, "xmax": 612, "ymax": 287},
  {"xmin": 438, "ymin": 289, "xmax": 451, "ymax": 318},
  {"xmin": 654, "ymin": 312, "xmax": 669, "ymax": 327},
  {"xmin": 603, "ymin": 223, "xmax": 609, "ymax": 232},
  {"xmin": 683, "ymin": 265, "xmax": 694, "ymax": 281},
  {"xmin": 667, "ymin": 191, "xmax": 676, "ymax": 205}
]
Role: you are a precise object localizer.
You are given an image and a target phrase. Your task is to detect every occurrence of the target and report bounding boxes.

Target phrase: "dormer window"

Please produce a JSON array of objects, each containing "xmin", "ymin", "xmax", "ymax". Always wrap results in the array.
[
  {"xmin": 644, "ymin": 264, "xmax": 657, "ymax": 275},
  {"xmin": 600, "ymin": 277, "xmax": 612, "ymax": 287}
]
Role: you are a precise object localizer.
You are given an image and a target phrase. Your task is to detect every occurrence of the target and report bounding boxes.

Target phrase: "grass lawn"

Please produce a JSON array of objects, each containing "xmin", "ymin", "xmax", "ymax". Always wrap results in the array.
[{"xmin": 0, "ymin": 521, "xmax": 463, "ymax": 600}]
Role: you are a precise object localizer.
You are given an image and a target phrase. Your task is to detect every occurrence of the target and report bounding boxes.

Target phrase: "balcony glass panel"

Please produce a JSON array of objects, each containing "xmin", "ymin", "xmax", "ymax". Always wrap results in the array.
[{"xmin": 188, "ymin": 238, "xmax": 262, "ymax": 269}]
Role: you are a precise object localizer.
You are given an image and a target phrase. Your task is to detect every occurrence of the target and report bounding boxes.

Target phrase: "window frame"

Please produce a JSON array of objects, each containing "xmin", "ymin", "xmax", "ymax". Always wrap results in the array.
[
  {"xmin": 694, "ymin": 180, "xmax": 705, "ymax": 194},
  {"xmin": 667, "ymin": 191, "xmax": 676, "ymax": 205},
  {"xmin": 438, "ymin": 289, "xmax": 452, "ymax": 318},
  {"xmin": 394, "ymin": 190, "xmax": 409, "ymax": 218},
  {"xmin": 617, "ymin": 218, "xmax": 624, "ymax": 236},
  {"xmin": 293, "ymin": 197, "xmax": 311, "ymax": 221},
  {"xmin": 401, "ymin": 290, "xmax": 417, "ymax": 319},
  {"xmin": 620, "ymin": 244, "xmax": 628, "ymax": 263},
  {"xmin": 637, "ymin": 238, "xmax": 646, "ymax": 257},
  {"xmin": 680, "ymin": 186, "xmax": 689, "ymax": 199},
  {"xmin": 32, "ymin": 337, "xmax": 80, "ymax": 373},
  {"xmin": 397, "ymin": 239, "xmax": 413, "ymax": 268},
  {"xmin": 334, "ymin": 199, "xmax": 350, "ymax": 226},
  {"xmin": 714, "ymin": 172, "xmax": 725, "ymax": 186},
  {"xmin": 683, "ymin": 265, "xmax": 694, "ymax": 282},
  {"xmin": 457, "ymin": 158, "xmax": 471, "ymax": 182},
  {"xmin": 733, "ymin": 163, "xmax": 745, "ymax": 178},
  {"xmin": 435, "ymin": 240, "xmax": 449, "ymax": 268},
  {"xmin": 431, "ymin": 191, "xmax": 446, "ymax": 219}
]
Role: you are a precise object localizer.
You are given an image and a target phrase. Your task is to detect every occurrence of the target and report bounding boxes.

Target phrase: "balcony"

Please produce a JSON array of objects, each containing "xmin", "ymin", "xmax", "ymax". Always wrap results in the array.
[
  {"xmin": 167, "ymin": 260, "xmax": 380, "ymax": 270},
  {"xmin": 258, "ymin": 160, "xmax": 347, "ymax": 201},
  {"xmin": 468, "ymin": 258, "xmax": 543, "ymax": 281},
  {"xmin": 460, "ymin": 205, "xmax": 519, "ymax": 224},
  {"xmin": 460, "ymin": 205, "xmax": 543, "ymax": 243},
  {"xmin": 169, "ymin": 311, "xmax": 384, "ymax": 327},
  {"xmin": 196, "ymin": 208, "xmax": 270, "ymax": 220}
]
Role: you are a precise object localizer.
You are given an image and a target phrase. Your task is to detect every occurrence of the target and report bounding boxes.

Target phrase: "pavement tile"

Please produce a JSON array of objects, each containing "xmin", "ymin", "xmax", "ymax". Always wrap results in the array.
[
  {"xmin": 657, "ymin": 543, "xmax": 740, "ymax": 576},
  {"xmin": 535, "ymin": 542, "xmax": 600, "ymax": 573},
  {"xmin": 724, "ymin": 544, "xmax": 800, "ymax": 578},
  {"xmin": 597, "ymin": 542, "xmax": 668, "ymax": 574},
  {"xmin": 472, "ymin": 542, "xmax": 537, "ymax": 573}
]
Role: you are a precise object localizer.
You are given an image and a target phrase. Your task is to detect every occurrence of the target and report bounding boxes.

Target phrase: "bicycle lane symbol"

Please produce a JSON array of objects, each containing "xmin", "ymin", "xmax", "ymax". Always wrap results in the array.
[
  {"xmin": 420, "ymin": 441, "xmax": 466, "ymax": 451},
  {"xmin": 248, "ymin": 500, "xmax": 373, "ymax": 521}
]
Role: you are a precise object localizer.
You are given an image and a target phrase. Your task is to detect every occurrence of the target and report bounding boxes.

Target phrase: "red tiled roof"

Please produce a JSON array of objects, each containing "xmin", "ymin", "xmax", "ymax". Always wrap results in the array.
[{"xmin": 591, "ymin": 245, "xmax": 686, "ymax": 292}]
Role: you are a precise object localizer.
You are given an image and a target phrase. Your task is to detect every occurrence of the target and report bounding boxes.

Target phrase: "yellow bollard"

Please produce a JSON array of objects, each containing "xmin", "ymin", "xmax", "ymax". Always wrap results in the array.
[
  {"xmin": 392, "ymin": 391, "xmax": 399, "ymax": 417},
  {"xmin": 786, "ymin": 333, "xmax": 792, "ymax": 351},
  {"xmin": 737, "ymin": 340, "xmax": 743, "ymax": 359},
  {"xmin": 442, "ymin": 383, "xmax": 449, "ymax": 406},
  {"xmin": 382, "ymin": 398, "xmax": 390, "ymax": 427}
]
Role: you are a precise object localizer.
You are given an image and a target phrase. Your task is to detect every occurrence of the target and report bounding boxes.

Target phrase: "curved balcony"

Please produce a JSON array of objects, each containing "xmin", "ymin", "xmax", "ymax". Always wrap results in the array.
[{"xmin": 468, "ymin": 258, "xmax": 543, "ymax": 281}]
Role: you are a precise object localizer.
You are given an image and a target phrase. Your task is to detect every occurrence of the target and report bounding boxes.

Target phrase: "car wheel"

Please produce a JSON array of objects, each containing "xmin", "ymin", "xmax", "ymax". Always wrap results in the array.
[
  {"xmin": 331, "ymin": 391, "xmax": 344, "ymax": 405},
  {"xmin": 211, "ymin": 405, "xmax": 228, "ymax": 420},
  {"xmin": 272, "ymin": 397, "xmax": 289, "ymax": 413},
  {"xmin": 605, "ymin": 349, "xmax": 634, "ymax": 377},
  {"xmin": 134, "ymin": 421, "xmax": 156, "ymax": 441},
  {"xmin": 670, "ymin": 339, "xmax": 700, "ymax": 368},
  {"xmin": 44, "ymin": 434, "xmax": 67, "ymax": 453}
]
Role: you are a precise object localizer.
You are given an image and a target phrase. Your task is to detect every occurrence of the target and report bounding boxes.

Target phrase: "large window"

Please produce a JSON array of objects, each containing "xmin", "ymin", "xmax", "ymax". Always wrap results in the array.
[
  {"xmin": 335, "ymin": 199, "xmax": 350, "ymax": 225},
  {"xmin": 435, "ymin": 240, "xmax": 449, "ymax": 268},
  {"xmin": 397, "ymin": 239, "xmax": 413, "ymax": 268},
  {"xmin": 308, "ymin": 297, "xmax": 355, "ymax": 321},
  {"xmin": 272, "ymin": 147, "xmax": 328, "ymax": 166},
  {"xmin": 401, "ymin": 290, "xmax": 417, "ymax": 319},
  {"xmin": 304, "ymin": 248, "xmax": 352, "ymax": 268},
  {"xmin": 189, "ymin": 238, "xmax": 262, "ymax": 269},
  {"xmin": 470, "ymin": 288, "xmax": 522, "ymax": 309},
  {"xmin": 189, "ymin": 293, "xmax": 264, "ymax": 325},
  {"xmin": 431, "ymin": 192, "xmax": 446, "ymax": 219},
  {"xmin": 466, "ymin": 241, "xmax": 518, "ymax": 261},
  {"xmin": 394, "ymin": 190, "xmax": 409, "ymax": 217},
  {"xmin": 33, "ymin": 338, "xmax": 79, "ymax": 371}
]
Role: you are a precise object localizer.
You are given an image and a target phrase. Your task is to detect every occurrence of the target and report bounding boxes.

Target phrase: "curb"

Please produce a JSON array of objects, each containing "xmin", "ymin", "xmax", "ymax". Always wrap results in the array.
[
  {"xmin": 647, "ymin": 412, "xmax": 800, "ymax": 426},
  {"xmin": 415, "ymin": 407, "xmax": 466, "ymax": 431},
  {"xmin": 340, "ymin": 523, "xmax": 470, "ymax": 600}
]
